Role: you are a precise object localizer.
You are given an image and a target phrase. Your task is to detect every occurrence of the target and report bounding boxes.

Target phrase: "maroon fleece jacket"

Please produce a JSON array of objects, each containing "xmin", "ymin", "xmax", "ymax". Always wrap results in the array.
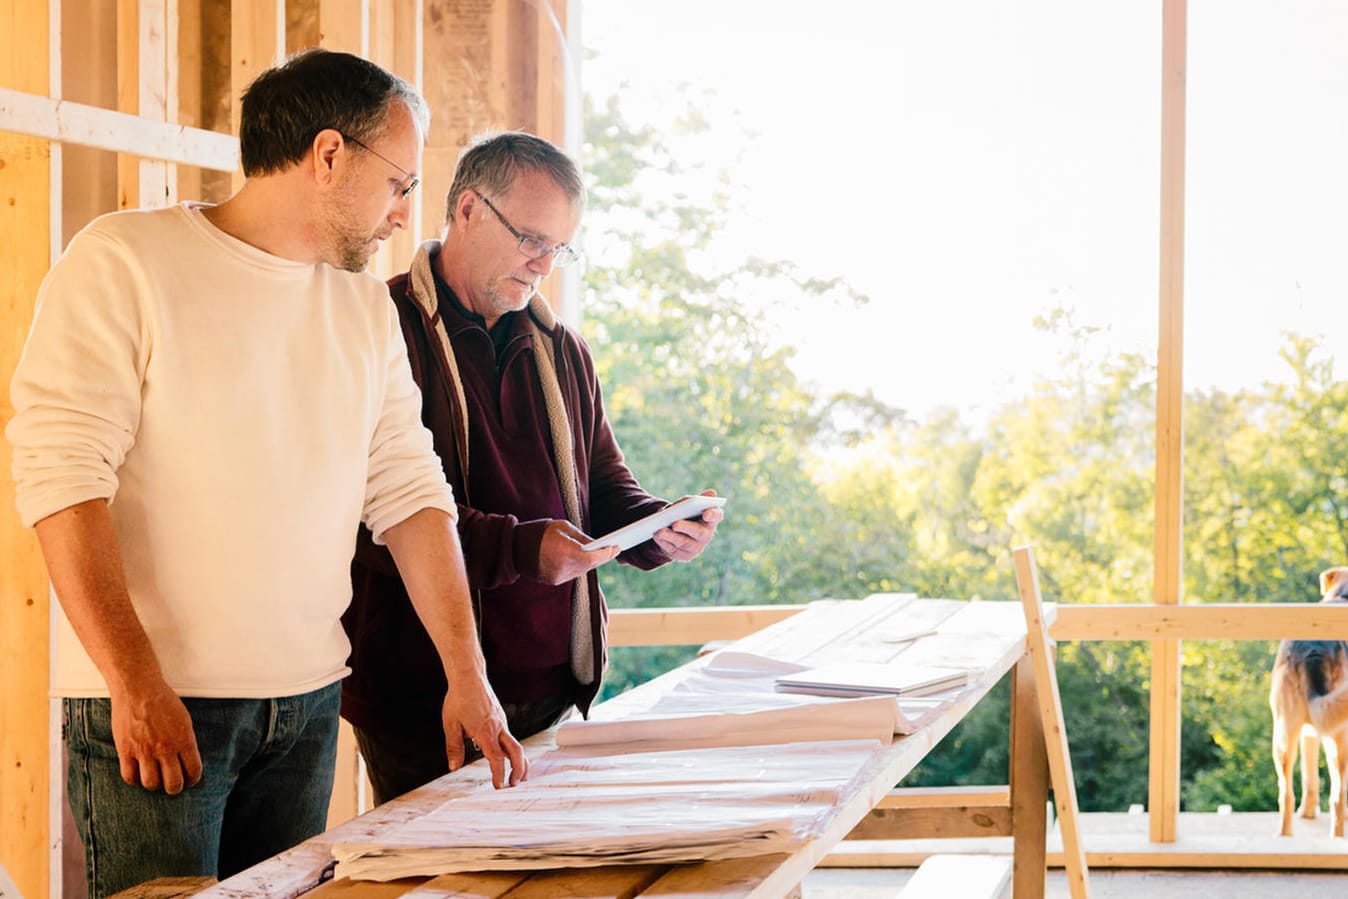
[{"xmin": 341, "ymin": 268, "xmax": 670, "ymax": 734}]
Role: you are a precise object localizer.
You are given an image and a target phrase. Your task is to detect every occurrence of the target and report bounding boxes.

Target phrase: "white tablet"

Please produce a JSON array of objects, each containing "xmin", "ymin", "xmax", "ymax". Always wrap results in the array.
[{"xmin": 581, "ymin": 495, "xmax": 727, "ymax": 552}]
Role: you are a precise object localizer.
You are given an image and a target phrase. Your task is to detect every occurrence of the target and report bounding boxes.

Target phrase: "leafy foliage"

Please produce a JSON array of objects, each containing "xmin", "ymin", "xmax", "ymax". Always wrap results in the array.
[{"xmin": 580, "ymin": 92, "xmax": 1347, "ymax": 812}]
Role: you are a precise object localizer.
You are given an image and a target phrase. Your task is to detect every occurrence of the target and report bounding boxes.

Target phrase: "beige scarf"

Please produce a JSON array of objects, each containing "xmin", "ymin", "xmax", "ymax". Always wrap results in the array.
[{"xmin": 407, "ymin": 240, "xmax": 597, "ymax": 685}]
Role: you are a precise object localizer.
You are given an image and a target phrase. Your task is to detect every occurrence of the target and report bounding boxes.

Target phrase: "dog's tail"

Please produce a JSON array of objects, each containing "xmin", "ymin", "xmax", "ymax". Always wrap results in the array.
[{"xmin": 1305, "ymin": 641, "xmax": 1348, "ymax": 732}]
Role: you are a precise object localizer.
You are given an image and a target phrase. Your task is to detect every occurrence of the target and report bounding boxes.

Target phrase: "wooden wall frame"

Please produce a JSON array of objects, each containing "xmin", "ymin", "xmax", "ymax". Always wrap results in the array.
[{"xmin": 0, "ymin": 2, "xmax": 574, "ymax": 895}]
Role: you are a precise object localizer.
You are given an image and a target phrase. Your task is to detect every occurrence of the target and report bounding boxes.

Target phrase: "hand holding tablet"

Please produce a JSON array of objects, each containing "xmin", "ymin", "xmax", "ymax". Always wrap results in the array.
[{"xmin": 581, "ymin": 494, "xmax": 727, "ymax": 552}]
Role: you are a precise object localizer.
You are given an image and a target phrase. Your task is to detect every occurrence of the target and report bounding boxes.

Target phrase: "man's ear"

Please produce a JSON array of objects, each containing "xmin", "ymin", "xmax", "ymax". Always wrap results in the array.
[
  {"xmin": 310, "ymin": 128, "xmax": 344, "ymax": 186},
  {"xmin": 452, "ymin": 188, "xmax": 479, "ymax": 226}
]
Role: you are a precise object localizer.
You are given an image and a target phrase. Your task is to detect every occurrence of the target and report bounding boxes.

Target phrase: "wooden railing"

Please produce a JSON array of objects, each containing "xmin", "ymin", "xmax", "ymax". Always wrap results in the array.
[{"xmin": 606, "ymin": 600, "xmax": 1348, "ymax": 646}]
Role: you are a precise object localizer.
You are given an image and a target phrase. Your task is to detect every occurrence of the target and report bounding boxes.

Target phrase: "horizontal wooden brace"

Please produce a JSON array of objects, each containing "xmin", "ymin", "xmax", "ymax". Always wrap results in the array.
[
  {"xmin": 845, "ymin": 805, "xmax": 1013, "ymax": 841},
  {"xmin": 0, "ymin": 88, "xmax": 238, "ymax": 171},
  {"xmin": 1052, "ymin": 603, "xmax": 1348, "ymax": 641}
]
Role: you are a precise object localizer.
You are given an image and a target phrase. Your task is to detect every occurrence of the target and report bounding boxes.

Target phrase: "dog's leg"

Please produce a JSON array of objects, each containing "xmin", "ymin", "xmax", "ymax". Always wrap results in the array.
[
  {"xmin": 1328, "ymin": 733, "xmax": 1348, "ymax": 837},
  {"xmin": 1300, "ymin": 728, "xmax": 1321, "ymax": 819},
  {"xmin": 1274, "ymin": 717, "xmax": 1300, "ymax": 836}
]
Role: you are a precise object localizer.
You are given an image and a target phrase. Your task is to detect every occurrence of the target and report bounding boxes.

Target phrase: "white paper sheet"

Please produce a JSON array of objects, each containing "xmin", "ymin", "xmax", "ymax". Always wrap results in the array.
[{"xmin": 333, "ymin": 740, "xmax": 885, "ymax": 881}]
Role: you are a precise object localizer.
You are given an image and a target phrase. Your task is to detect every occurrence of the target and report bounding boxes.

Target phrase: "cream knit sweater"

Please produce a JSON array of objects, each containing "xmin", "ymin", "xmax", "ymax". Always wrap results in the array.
[{"xmin": 8, "ymin": 204, "xmax": 455, "ymax": 698}]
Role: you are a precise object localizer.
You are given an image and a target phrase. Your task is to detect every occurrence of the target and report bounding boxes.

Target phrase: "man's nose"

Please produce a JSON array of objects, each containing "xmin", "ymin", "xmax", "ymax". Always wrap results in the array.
[
  {"xmin": 388, "ymin": 194, "xmax": 412, "ymax": 230},
  {"xmin": 526, "ymin": 250, "xmax": 557, "ymax": 276}
]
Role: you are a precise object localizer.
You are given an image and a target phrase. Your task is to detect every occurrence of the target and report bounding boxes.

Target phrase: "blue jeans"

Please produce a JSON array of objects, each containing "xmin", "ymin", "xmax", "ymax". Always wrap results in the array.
[{"xmin": 64, "ymin": 683, "xmax": 340, "ymax": 899}]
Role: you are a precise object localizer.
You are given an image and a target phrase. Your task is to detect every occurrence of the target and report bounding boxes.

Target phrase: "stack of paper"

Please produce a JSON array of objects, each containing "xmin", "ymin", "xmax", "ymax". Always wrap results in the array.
[
  {"xmin": 774, "ymin": 661, "xmax": 968, "ymax": 698},
  {"xmin": 333, "ymin": 740, "xmax": 885, "ymax": 881},
  {"xmin": 554, "ymin": 651, "xmax": 966, "ymax": 748}
]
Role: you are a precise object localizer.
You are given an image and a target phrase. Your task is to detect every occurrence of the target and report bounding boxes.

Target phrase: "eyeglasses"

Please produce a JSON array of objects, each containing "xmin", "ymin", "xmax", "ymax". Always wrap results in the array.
[
  {"xmin": 341, "ymin": 133, "xmax": 420, "ymax": 200},
  {"xmin": 473, "ymin": 190, "xmax": 581, "ymax": 269}
]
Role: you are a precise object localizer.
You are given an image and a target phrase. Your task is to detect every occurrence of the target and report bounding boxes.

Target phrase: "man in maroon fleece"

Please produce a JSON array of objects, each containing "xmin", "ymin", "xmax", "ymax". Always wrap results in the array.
[{"xmin": 341, "ymin": 131, "xmax": 723, "ymax": 803}]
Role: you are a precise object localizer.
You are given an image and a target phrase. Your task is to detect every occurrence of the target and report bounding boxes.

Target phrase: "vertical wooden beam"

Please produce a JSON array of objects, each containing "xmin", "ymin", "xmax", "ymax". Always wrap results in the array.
[
  {"xmin": 369, "ymin": 0, "xmax": 422, "ymax": 279},
  {"xmin": 177, "ymin": 0, "xmax": 204, "ymax": 202},
  {"xmin": 1, "ymin": 2, "xmax": 53, "ymax": 896},
  {"xmin": 1150, "ymin": 0, "xmax": 1187, "ymax": 845},
  {"xmin": 230, "ymin": 0, "xmax": 285, "ymax": 193},
  {"xmin": 117, "ymin": 0, "xmax": 140, "ymax": 208},
  {"xmin": 287, "ymin": 0, "xmax": 320, "ymax": 54},
  {"xmin": 1010, "ymin": 656, "xmax": 1049, "ymax": 899},
  {"xmin": 319, "ymin": 0, "xmax": 369, "ymax": 55},
  {"xmin": 137, "ymin": 0, "xmax": 177, "ymax": 208},
  {"xmin": 60, "ymin": 0, "xmax": 120, "ymax": 246},
  {"xmin": 419, "ymin": 0, "xmax": 577, "ymax": 313}
]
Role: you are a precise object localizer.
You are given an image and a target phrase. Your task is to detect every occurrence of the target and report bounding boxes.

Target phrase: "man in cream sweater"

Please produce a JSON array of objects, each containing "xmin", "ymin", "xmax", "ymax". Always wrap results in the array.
[{"xmin": 6, "ymin": 49, "xmax": 524, "ymax": 898}]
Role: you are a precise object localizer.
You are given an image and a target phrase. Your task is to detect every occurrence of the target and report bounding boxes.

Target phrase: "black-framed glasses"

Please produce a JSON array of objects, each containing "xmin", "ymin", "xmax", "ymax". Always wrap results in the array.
[
  {"xmin": 341, "ymin": 133, "xmax": 420, "ymax": 200},
  {"xmin": 473, "ymin": 190, "xmax": 581, "ymax": 269}
]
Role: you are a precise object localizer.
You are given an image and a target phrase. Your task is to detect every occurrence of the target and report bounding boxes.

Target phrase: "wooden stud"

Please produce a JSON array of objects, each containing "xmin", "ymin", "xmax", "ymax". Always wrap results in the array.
[
  {"xmin": 1015, "ymin": 546, "xmax": 1091, "ymax": 899},
  {"xmin": 1010, "ymin": 654, "xmax": 1049, "ymax": 899},
  {"xmin": 368, "ymin": 0, "xmax": 421, "ymax": 279},
  {"xmin": 1, "ymin": 4, "xmax": 54, "ymax": 898},
  {"xmin": 229, "ymin": 0, "xmax": 284, "ymax": 192},
  {"xmin": 319, "ymin": 0, "xmax": 369, "ymax": 55},
  {"xmin": 1151, "ymin": 0, "xmax": 1187, "ymax": 846},
  {"xmin": 136, "ymin": 0, "xmax": 177, "ymax": 208}
]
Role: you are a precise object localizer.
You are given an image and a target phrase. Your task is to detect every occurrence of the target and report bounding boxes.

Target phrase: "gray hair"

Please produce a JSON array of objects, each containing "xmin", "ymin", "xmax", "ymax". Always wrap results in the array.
[{"xmin": 444, "ymin": 131, "xmax": 584, "ymax": 228}]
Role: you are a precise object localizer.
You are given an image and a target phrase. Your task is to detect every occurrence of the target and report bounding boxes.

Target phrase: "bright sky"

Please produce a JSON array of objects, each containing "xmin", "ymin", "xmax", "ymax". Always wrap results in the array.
[{"xmin": 578, "ymin": 1, "xmax": 1348, "ymax": 421}]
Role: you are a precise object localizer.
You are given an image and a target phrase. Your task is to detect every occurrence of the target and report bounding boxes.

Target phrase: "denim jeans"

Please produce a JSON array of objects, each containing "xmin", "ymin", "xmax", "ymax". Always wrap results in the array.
[
  {"xmin": 353, "ymin": 694, "xmax": 572, "ymax": 805},
  {"xmin": 64, "ymin": 683, "xmax": 340, "ymax": 899}
]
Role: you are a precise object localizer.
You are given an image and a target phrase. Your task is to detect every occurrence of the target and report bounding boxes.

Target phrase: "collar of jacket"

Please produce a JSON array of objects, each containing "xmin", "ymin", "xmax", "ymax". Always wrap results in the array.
[{"xmin": 403, "ymin": 240, "xmax": 601, "ymax": 687}]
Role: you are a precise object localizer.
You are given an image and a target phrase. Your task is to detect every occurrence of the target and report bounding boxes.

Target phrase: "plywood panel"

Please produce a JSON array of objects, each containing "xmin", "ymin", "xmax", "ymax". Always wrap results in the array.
[{"xmin": 0, "ymin": 4, "xmax": 54, "ymax": 897}]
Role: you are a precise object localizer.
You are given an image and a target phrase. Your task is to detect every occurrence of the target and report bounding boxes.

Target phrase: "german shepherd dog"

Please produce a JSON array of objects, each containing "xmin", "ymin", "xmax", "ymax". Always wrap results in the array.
[{"xmin": 1270, "ymin": 567, "xmax": 1348, "ymax": 836}]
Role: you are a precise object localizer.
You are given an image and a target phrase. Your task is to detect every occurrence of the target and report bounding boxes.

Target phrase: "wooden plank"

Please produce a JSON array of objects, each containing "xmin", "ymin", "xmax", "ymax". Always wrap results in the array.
[
  {"xmin": 229, "ymin": 0, "xmax": 283, "ymax": 191},
  {"xmin": 319, "ymin": 0, "xmax": 369, "ymax": 55},
  {"xmin": 899, "ymin": 854, "xmax": 1011, "ymax": 899},
  {"xmin": 0, "ymin": 4, "xmax": 53, "ymax": 897},
  {"xmin": 1009, "ymin": 655, "xmax": 1048, "ymax": 899},
  {"xmin": 822, "ymin": 810, "xmax": 1348, "ymax": 870},
  {"xmin": 137, "ymin": 0, "xmax": 177, "ymax": 207},
  {"xmin": 421, "ymin": 0, "xmax": 496, "ymax": 240},
  {"xmin": 176, "ymin": 0, "xmax": 203, "ymax": 203},
  {"xmin": 117, "ymin": 0, "xmax": 139, "ymax": 207},
  {"xmin": 1014, "ymin": 548, "xmax": 1090, "ymax": 899},
  {"xmin": 1051, "ymin": 602, "xmax": 1348, "ymax": 640},
  {"xmin": 400, "ymin": 871, "xmax": 530, "ymax": 897},
  {"xmin": 503, "ymin": 865, "xmax": 664, "ymax": 899},
  {"xmin": 368, "ymin": 0, "xmax": 421, "ymax": 278},
  {"xmin": 877, "ymin": 786, "xmax": 1011, "ymax": 810},
  {"xmin": 0, "ymin": 87, "xmax": 237, "ymax": 169},
  {"xmin": 1151, "ymin": 0, "xmax": 1188, "ymax": 847},
  {"xmin": 844, "ymin": 805, "xmax": 1012, "ymax": 841},
  {"xmin": 610, "ymin": 601, "xmax": 1348, "ymax": 649},
  {"xmin": 607, "ymin": 605, "xmax": 805, "ymax": 647}
]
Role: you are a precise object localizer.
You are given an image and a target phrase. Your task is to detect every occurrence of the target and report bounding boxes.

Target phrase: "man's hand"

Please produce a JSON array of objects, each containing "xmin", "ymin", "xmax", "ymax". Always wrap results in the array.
[
  {"xmin": 652, "ymin": 489, "xmax": 723, "ymax": 561},
  {"xmin": 536, "ymin": 520, "xmax": 620, "ymax": 585},
  {"xmin": 109, "ymin": 680, "xmax": 203, "ymax": 794},
  {"xmin": 383, "ymin": 508, "xmax": 529, "ymax": 790},
  {"xmin": 441, "ymin": 681, "xmax": 528, "ymax": 788}
]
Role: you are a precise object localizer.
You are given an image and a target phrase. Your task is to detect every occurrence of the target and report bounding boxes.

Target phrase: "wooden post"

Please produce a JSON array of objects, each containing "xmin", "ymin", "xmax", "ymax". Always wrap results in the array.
[
  {"xmin": 420, "ymin": 0, "xmax": 573, "ymax": 313},
  {"xmin": 1015, "ymin": 546, "xmax": 1091, "ymax": 898},
  {"xmin": 1, "ymin": 2, "xmax": 54, "ymax": 896},
  {"xmin": 1010, "ymin": 655, "xmax": 1049, "ymax": 899},
  {"xmin": 1151, "ymin": 0, "xmax": 1187, "ymax": 845},
  {"xmin": 229, "ymin": 0, "xmax": 284, "ymax": 193},
  {"xmin": 116, "ymin": 0, "xmax": 180, "ymax": 209},
  {"xmin": 369, "ymin": 0, "xmax": 421, "ymax": 279}
]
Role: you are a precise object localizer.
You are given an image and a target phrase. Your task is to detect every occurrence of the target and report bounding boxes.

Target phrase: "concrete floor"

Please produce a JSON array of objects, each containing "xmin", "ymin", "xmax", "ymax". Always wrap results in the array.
[{"xmin": 803, "ymin": 866, "xmax": 1348, "ymax": 898}]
